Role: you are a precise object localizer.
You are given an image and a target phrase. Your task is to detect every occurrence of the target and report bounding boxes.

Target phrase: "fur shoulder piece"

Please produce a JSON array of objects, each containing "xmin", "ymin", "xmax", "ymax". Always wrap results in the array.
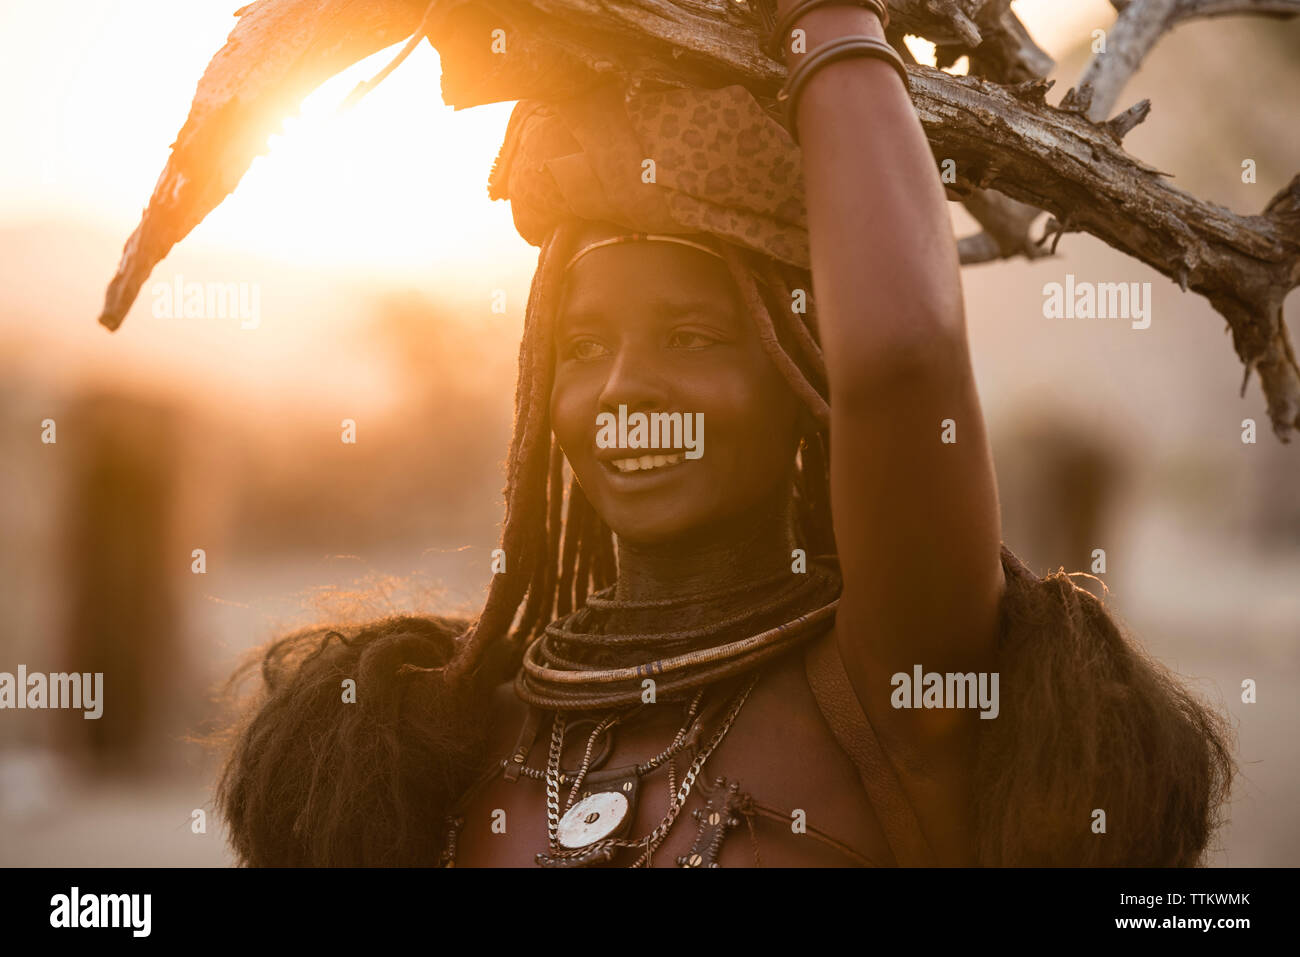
[
  {"xmin": 216, "ymin": 548, "xmax": 1235, "ymax": 867},
  {"xmin": 973, "ymin": 546, "xmax": 1235, "ymax": 865},
  {"xmin": 216, "ymin": 614, "xmax": 495, "ymax": 866}
]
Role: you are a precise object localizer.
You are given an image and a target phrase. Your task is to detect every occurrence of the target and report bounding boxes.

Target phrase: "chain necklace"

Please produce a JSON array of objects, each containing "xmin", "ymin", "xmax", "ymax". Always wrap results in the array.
[
  {"xmin": 560, "ymin": 688, "xmax": 706, "ymax": 811},
  {"xmin": 535, "ymin": 674, "xmax": 760, "ymax": 867},
  {"xmin": 437, "ymin": 564, "xmax": 845, "ymax": 867},
  {"xmin": 437, "ymin": 663, "xmax": 880, "ymax": 868}
]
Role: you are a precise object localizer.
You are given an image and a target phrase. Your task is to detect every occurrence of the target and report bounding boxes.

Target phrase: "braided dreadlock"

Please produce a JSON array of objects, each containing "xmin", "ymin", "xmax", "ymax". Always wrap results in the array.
[{"xmin": 445, "ymin": 221, "xmax": 839, "ymax": 691}]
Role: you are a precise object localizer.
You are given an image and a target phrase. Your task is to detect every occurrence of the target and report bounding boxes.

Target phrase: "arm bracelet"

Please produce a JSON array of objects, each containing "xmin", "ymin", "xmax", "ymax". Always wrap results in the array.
[
  {"xmin": 763, "ymin": 0, "xmax": 891, "ymax": 60},
  {"xmin": 777, "ymin": 35, "xmax": 911, "ymax": 145}
]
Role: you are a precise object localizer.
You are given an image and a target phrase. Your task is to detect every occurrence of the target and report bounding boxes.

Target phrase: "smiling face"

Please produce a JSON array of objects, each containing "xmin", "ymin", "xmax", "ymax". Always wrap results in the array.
[{"xmin": 550, "ymin": 223, "xmax": 808, "ymax": 545}]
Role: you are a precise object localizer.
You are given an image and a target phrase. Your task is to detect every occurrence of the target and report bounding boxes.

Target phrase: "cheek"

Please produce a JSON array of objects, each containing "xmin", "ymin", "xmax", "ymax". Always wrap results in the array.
[
  {"xmin": 703, "ymin": 358, "xmax": 801, "ymax": 457},
  {"xmin": 550, "ymin": 379, "xmax": 592, "ymax": 457}
]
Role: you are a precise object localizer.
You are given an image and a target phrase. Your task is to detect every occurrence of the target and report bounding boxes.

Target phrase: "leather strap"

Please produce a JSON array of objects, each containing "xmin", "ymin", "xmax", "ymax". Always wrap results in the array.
[
  {"xmin": 503, "ymin": 705, "xmax": 544, "ymax": 782},
  {"xmin": 804, "ymin": 628, "xmax": 937, "ymax": 866}
]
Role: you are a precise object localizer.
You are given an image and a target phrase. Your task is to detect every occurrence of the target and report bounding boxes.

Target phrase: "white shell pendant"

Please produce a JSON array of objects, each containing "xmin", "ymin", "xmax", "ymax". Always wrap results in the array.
[{"xmin": 557, "ymin": 791, "xmax": 630, "ymax": 849}]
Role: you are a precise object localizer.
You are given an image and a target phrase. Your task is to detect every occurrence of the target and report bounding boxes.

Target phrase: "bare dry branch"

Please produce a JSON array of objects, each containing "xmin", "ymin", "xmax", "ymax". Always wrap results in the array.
[
  {"xmin": 914, "ymin": 69, "xmax": 1300, "ymax": 435},
  {"xmin": 936, "ymin": 0, "xmax": 1054, "ymax": 83},
  {"xmin": 96, "ymin": 0, "xmax": 426, "ymax": 332},
  {"xmin": 1071, "ymin": 0, "xmax": 1300, "ymax": 122},
  {"xmin": 95, "ymin": 0, "xmax": 1300, "ymax": 437},
  {"xmin": 957, "ymin": 190, "xmax": 1050, "ymax": 263},
  {"xmin": 890, "ymin": 0, "xmax": 985, "ymax": 46},
  {"xmin": 971, "ymin": 2, "xmax": 1054, "ymax": 81},
  {"xmin": 1173, "ymin": 0, "xmax": 1300, "ymax": 20},
  {"xmin": 425, "ymin": 0, "xmax": 1300, "ymax": 435}
]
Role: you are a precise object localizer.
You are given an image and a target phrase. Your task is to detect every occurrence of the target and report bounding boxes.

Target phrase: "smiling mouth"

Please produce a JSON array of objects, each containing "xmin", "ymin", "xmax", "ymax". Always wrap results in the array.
[{"xmin": 602, "ymin": 453, "xmax": 686, "ymax": 474}]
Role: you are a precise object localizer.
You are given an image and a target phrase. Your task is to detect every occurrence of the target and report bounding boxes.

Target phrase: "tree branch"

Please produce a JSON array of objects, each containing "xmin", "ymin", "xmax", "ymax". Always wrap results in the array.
[
  {"xmin": 1069, "ymin": 0, "xmax": 1178, "ymax": 122},
  {"xmin": 956, "ymin": 189, "xmax": 1050, "ymax": 264},
  {"xmin": 913, "ymin": 70, "xmax": 1300, "ymax": 436},
  {"xmin": 426, "ymin": 0, "xmax": 1300, "ymax": 436},
  {"xmin": 1173, "ymin": 0, "xmax": 1300, "ymax": 20},
  {"xmin": 935, "ymin": 0, "xmax": 1054, "ymax": 83},
  {"xmin": 1069, "ymin": 0, "xmax": 1300, "ymax": 122},
  {"xmin": 94, "ymin": 0, "xmax": 1300, "ymax": 437}
]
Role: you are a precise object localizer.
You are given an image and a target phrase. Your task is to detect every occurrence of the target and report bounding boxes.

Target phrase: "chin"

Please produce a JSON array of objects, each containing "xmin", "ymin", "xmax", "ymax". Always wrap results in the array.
[
  {"xmin": 602, "ymin": 494, "xmax": 753, "ymax": 547},
  {"xmin": 603, "ymin": 510, "xmax": 700, "ymax": 547}
]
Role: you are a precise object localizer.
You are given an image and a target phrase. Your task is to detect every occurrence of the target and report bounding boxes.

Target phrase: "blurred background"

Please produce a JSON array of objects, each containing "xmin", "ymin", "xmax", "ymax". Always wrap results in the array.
[{"xmin": 0, "ymin": 0, "xmax": 1295, "ymax": 866}]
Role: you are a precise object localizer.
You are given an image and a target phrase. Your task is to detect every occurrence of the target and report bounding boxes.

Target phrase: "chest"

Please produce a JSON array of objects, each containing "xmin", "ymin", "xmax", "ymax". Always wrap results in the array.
[{"xmin": 449, "ymin": 645, "xmax": 893, "ymax": 867}]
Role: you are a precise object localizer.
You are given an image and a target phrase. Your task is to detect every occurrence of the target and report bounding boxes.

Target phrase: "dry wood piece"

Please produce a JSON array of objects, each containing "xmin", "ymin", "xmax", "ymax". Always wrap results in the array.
[
  {"xmin": 96, "ymin": 0, "xmax": 1300, "ymax": 438},
  {"xmin": 956, "ymin": 190, "xmax": 1049, "ymax": 265},
  {"xmin": 1069, "ymin": 0, "xmax": 1300, "ymax": 122},
  {"xmin": 96, "ymin": 0, "xmax": 427, "ymax": 334}
]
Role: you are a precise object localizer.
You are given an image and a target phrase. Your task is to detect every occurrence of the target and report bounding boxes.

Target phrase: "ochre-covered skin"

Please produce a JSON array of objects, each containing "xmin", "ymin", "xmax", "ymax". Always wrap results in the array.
[{"xmin": 454, "ymin": 647, "xmax": 893, "ymax": 867}]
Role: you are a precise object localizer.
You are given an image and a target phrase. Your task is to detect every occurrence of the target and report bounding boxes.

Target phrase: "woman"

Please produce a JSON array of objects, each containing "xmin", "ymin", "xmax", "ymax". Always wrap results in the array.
[{"xmin": 216, "ymin": 1, "xmax": 1232, "ymax": 867}]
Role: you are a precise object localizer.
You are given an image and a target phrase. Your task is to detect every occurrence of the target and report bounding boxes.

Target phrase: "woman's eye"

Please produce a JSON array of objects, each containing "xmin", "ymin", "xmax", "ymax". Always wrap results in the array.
[
  {"xmin": 668, "ymin": 330, "xmax": 717, "ymax": 349},
  {"xmin": 567, "ymin": 339, "xmax": 608, "ymax": 360}
]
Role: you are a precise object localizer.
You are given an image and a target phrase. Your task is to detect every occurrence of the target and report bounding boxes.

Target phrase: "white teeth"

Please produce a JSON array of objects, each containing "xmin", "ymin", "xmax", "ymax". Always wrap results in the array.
[{"xmin": 610, "ymin": 453, "xmax": 685, "ymax": 473}]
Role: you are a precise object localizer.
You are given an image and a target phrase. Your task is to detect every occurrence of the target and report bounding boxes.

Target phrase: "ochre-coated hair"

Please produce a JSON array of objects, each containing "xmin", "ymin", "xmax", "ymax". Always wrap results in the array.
[{"xmin": 213, "ymin": 221, "xmax": 1234, "ymax": 867}]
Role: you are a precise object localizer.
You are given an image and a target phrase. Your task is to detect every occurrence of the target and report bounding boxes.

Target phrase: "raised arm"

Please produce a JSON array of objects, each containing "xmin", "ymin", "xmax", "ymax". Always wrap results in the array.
[{"xmin": 778, "ymin": 2, "xmax": 1006, "ymax": 862}]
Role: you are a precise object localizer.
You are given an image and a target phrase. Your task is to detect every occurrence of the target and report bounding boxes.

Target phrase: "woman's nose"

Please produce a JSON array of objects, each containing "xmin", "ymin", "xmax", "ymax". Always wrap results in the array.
[{"xmin": 597, "ymin": 345, "xmax": 672, "ymax": 416}]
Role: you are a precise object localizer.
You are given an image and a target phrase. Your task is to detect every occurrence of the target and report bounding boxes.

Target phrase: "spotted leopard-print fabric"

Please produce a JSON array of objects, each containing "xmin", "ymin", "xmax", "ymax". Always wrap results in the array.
[{"xmin": 488, "ymin": 82, "xmax": 811, "ymax": 268}]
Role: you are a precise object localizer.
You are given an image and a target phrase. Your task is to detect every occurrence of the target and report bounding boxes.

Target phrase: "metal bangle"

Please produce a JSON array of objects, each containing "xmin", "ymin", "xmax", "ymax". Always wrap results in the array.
[
  {"xmin": 777, "ymin": 35, "xmax": 910, "ymax": 145},
  {"xmin": 763, "ymin": 0, "xmax": 890, "ymax": 60}
]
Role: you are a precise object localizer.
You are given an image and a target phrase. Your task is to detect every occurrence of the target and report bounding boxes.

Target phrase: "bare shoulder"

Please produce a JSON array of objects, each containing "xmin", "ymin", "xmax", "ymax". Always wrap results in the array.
[{"xmin": 483, "ymin": 675, "xmax": 530, "ymax": 755}]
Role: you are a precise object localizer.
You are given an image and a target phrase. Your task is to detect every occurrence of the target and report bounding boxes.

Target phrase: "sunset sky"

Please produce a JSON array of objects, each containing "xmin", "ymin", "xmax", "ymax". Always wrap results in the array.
[{"xmin": 0, "ymin": 0, "xmax": 1115, "ymax": 284}]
